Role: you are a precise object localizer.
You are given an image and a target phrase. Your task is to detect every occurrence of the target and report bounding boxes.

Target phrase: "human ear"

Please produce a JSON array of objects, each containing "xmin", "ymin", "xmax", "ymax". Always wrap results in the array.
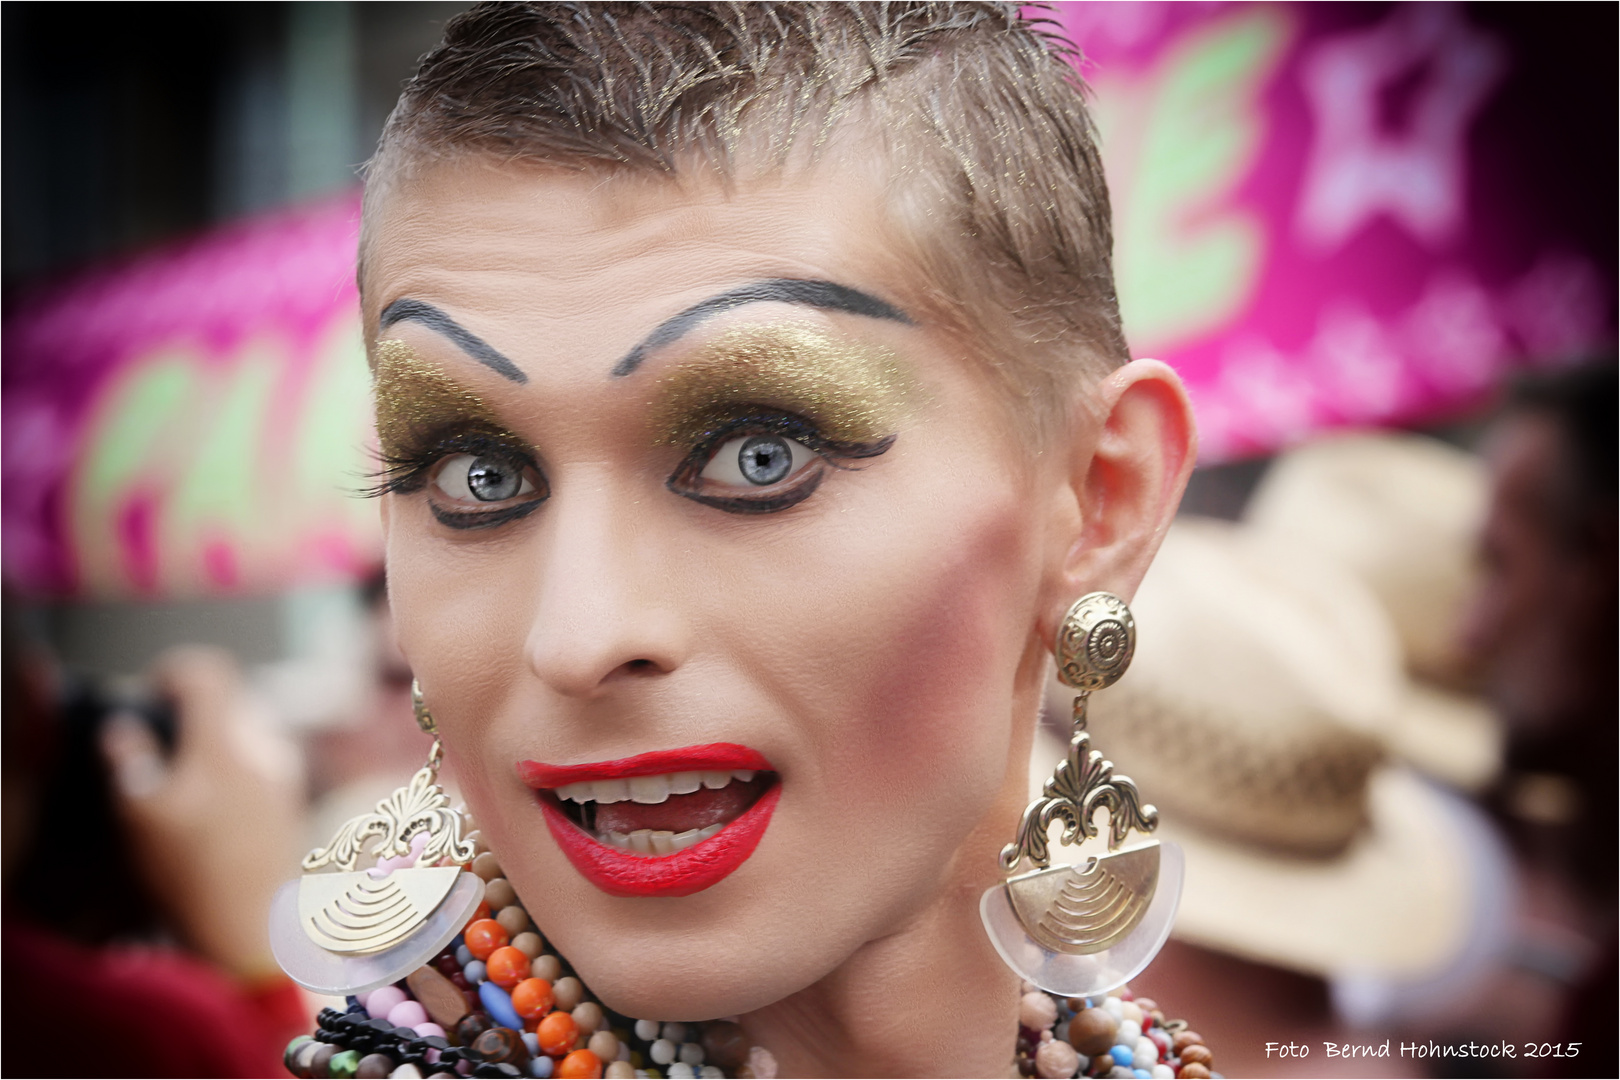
[{"xmin": 1039, "ymin": 359, "xmax": 1197, "ymax": 643}]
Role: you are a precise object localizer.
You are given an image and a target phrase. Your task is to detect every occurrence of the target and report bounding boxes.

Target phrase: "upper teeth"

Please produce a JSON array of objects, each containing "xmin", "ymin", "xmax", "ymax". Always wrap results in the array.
[{"xmin": 555, "ymin": 769, "xmax": 756, "ymax": 805}]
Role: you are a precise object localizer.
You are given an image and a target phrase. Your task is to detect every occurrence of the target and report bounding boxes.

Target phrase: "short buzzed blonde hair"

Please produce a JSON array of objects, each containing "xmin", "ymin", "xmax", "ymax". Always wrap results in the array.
[{"xmin": 365, "ymin": 2, "xmax": 1127, "ymax": 439}]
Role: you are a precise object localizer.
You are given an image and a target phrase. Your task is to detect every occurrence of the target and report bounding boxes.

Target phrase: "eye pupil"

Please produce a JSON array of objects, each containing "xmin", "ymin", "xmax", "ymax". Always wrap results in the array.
[
  {"xmin": 737, "ymin": 436, "xmax": 793, "ymax": 485},
  {"xmin": 466, "ymin": 457, "xmax": 521, "ymax": 501}
]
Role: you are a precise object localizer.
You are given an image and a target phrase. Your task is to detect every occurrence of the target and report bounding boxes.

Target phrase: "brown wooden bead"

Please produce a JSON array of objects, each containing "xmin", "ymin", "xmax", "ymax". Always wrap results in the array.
[
  {"xmin": 1091, "ymin": 1053, "xmax": 1114, "ymax": 1074},
  {"xmin": 496, "ymin": 904, "xmax": 531, "ymax": 937},
  {"xmin": 511, "ymin": 931, "xmax": 544, "ymax": 959},
  {"xmin": 531, "ymin": 954, "xmax": 563, "ymax": 982},
  {"xmin": 309, "ymin": 1043, "xmax": 338, "ymax": 1079},
  {"xmin": 552, "ymin": 975, "xmax": 584, "ymax": 1011},
  {"xmin": 1172, "ymin": 1031, "xmax": 1204, "ymax": 1054},
  {"xmin": 472, "ymin": 851, "xmax": 503, "ymax": 881},
  {"xmin": 408, "ymin": 965, "xmax": 471, "ymax": 1029},
  {"xmin": 1180, "ymin": 1045, "xmax": 1213, "ymax": 1068},
  {"xmin": 472, "ymin": 1027, "xmax": 528, "ymax": 1066},
  {"xmin": 701, "ymin": 1020, "xmax": 750, "ymax": 1072},
  {"xmin": 457, "ymin": 1012, "xmax": 493, "ymax": 1046},
  {"xmin": 485, "ymin": 877, "xmax": 518, "ymax": 911},
  {"xmin": 1177, "ymin": 1065, "xmax": 1211, "ymax": 1080},
  {"xmin": 356, "ymin": 1053, "xmax": 396, "ymax": 1079},
  {"xmin": 1067, "ymin": 1008, "xmax": 1119, "ymax": 1056},
  {"xmin": 572, "ymin": 1001, "xmax": 605, "ymax": 1035}
]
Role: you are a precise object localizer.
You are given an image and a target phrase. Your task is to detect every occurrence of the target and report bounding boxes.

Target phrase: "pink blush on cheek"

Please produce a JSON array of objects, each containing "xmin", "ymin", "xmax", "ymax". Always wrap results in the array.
[{"xmin": 839, "ymin": 505, "xmax": 1038, "ymax": 785}]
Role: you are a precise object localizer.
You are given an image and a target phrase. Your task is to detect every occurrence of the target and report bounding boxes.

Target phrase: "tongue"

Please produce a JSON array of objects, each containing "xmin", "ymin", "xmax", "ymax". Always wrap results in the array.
[{"xmin": 594, "ymin": 776, "xmax": 769, "ymax": 834}]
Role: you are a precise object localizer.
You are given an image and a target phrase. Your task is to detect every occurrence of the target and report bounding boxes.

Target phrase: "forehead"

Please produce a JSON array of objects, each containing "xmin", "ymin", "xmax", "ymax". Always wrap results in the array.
[{"xmin": 361, "ymin": 155, "xmax": 930, "ymax": 361}]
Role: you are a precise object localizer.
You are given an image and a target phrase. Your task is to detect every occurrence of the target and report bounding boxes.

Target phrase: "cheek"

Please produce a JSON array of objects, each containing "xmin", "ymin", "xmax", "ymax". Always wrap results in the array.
[
  {"xmin": 384, "ymin": 507, "xmax": 537, "ymax": 727},
  {"xmin": 783, "ymin": 475, "xmax": 1042, "ymax": 813}
]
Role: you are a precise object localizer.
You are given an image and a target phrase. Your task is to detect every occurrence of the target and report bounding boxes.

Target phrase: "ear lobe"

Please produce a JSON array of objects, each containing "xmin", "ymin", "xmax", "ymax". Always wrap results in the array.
[{"xmin": 1043, "ymin": 359, "xmax": 1196, "ymax": 640}]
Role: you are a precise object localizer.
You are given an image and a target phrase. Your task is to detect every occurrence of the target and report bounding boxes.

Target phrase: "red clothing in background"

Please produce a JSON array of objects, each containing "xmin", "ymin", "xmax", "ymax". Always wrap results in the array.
[{"xmin": 3, "ymin": 921, "xmax": 307, "ymax": 1078}]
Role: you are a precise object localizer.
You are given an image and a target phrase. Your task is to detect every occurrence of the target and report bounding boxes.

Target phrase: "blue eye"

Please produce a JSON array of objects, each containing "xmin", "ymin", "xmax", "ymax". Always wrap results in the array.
[
  {"xmin": 434, "ymin": 453, "xmax": 537, "ymax": 503},
  {"xmin": 699, "ymin": 434, "xmax": 815, "ymax": 488}
]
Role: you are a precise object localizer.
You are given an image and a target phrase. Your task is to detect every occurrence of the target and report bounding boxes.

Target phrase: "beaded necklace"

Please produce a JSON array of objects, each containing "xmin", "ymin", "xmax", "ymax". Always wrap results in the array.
[{"xmin": 283, "ymin": 851, "xmax": 1218, "ymax": 1080}]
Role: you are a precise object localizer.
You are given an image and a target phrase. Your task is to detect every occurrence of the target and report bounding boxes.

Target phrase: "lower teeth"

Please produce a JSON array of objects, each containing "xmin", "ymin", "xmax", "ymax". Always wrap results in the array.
[{"xmin": 598, "ymin": 822, "xmax": 725, "ymax": 855}]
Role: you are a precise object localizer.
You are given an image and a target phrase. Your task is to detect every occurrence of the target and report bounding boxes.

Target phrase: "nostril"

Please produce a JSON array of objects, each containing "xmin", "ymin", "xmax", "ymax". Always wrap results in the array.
[{"xmin": 624, "ymin": 658, "xmax": 659, "ymax": 674}]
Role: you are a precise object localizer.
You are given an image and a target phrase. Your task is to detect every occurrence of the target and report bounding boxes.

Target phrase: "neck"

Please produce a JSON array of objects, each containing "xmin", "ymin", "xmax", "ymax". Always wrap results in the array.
[{"xmin": 738, "ymin": 738, "xmax": 1033, "ymax": 1077}]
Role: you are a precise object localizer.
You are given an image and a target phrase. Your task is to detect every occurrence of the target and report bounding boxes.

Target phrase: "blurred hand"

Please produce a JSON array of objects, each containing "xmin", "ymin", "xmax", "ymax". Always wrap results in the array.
[{"xmin": 100, "ymin": 647, "xmax": 305, "ymax": 980}]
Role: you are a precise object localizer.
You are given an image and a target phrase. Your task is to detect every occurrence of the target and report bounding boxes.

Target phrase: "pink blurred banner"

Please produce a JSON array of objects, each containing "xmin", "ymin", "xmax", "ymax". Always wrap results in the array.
[
  {"xmin": 3, "ymin": 195, "xmax": 377, "ymax": 599},
  {"xmin": 1056, "ymin": 1, "xmax": 1613, "ymax": 459},
  {"xmin": 4, "ymin": 3, "xmax": 1613, "ymax": 600}
]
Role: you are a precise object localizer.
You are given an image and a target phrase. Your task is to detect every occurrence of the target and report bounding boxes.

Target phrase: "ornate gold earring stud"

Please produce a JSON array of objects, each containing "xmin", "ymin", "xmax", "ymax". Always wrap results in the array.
[
  {"xmin": 268, "ymin": 679, "xmax": 487, "ymax": 997},
  {"xmin": 980, "ymin": 592, "xmax": 1184, "ymax": 996}
]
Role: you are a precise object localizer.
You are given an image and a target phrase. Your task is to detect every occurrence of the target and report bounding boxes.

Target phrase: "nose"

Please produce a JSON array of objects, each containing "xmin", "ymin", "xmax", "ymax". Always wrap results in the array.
[{"xmin": 524, "ymin": 473, "xmax": 689, "ymax": 699}]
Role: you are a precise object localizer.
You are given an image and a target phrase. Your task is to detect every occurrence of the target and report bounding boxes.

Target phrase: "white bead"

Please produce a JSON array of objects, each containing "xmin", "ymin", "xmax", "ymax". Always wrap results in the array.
[
  {"xmin": 667, "ymin": 1066, "xmax": 695, "ymax": 1079},
  {"xmin": 678, "ymin": 1043, "xmax": 705, "ymax": 1066},
  {"xmin": 634, "ymin": 1019, "xmax": 660, "ymax": 1041},
  {"xmin": 1133, "ymin": 1037, "xmax": 1159, "ymax": 1069},
  {"xmin": 699, "ymin": 1069, "xmax": 724, "ymax": 1079},
  {"xmin": 661, "ymin": 1023, "xmax": 688, "ymax": 1045},
  {"xmin": 1119, "ymin": 1001, "xmax": 1143, "ymax": 1025},
  {"xmin": 1152, "ymin": 1067, "xmax": 1176, "ymax": 1079},
  {"xmin": 650, "ymin": 1038, "xmax": 677, "ymax": 1066},
  {"xmin": 1102, "ymin": 997, "xmax": 1124, "ymax": 1019},
  {"xmin": 390, "ymin": 1066, "xmax": 424, "ymax": 1079},
  {"xmin": 1116, "ymin": 1020, "xmax": 1142, "ymax": 1045}
]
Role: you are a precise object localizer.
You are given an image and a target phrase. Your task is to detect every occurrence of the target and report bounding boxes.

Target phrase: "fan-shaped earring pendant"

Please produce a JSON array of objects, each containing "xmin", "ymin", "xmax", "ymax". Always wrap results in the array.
[
  {"xmin": 980, "ymin": 592, "xmax": 1183, "ymax": 997},
  {"xmin": 269, "ymin": 711, "xmax": 487, "ymax": 997}
]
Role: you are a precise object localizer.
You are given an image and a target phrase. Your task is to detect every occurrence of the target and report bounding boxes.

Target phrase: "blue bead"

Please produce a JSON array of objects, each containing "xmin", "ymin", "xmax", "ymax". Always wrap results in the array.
[
  {"xmin": 1134, "ymin": 1071, "xmax": 1151, "ymax": 1079},
  {"xmin": 456, "ymin": 944, "xmax": 474, "ymax": 968},
  {"xmin": 480, "ymin": 980, "xmax": 524, "ymax": 1031},
  {"xmin": 528, "ymin": 1055, "xmax": 554, "ymax": 1079},
  {"xmin": 464, "ymin": 959, "xmax": 487, "ymax": 985},
  {"xmin": 1112, "ymin": 1044, "xmax": 1136, "ymax": 1063}
]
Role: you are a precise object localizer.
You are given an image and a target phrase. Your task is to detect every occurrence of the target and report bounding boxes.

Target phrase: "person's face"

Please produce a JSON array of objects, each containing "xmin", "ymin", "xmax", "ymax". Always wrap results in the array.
[
  {"xmin": 1461, "ymin": 412, "xmax": 1607, "ymax": 731},
  {"xmin": 365, "ymin": 155, "xmax": 1065, "ymax": 1018}
]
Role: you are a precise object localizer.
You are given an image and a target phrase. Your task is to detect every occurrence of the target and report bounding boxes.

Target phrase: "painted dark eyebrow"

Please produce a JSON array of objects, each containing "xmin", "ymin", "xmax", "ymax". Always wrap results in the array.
[
  {"xmin": 378, "ymin": 299, "xmax": 528, "ymax": 384},
  {"xmin": 610, "ymin": 278, "xmax": 914, "ymax": 377}
]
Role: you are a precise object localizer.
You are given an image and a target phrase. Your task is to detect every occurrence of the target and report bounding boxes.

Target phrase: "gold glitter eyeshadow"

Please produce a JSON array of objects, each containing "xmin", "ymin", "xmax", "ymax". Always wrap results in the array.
[
  {"xmin": 649, "ymin": 322, "xmax": 917, "ymax": 447},
  {"xmin": 373, "ymin": 339, "xmax": 520, "ymax": 457}
]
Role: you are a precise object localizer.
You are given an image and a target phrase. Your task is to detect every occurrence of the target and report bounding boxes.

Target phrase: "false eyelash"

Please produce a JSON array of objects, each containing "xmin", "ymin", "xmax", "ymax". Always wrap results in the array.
[{"xmin": 359, "ymin": 428, "xmax": 537, "ymax": 500}]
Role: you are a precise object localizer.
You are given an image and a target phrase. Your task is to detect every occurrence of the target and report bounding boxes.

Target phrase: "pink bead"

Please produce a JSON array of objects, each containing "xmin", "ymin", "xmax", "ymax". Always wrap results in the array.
[
  {"xmin": 366, "ymin": 985, "xmax": 407, "ymax": 1019},
  {"xmin": 414, "ymin": 1022, "xmax": 447, "ymax": 1040},
  {"xmin": 387, "ymin": 1000, "xmax": 429, "ymax": 1028}
]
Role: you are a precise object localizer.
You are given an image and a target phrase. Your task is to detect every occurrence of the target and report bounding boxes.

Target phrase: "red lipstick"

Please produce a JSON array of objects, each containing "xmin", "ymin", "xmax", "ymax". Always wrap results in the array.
[{"xmin": 519, "ymin": 743, "xmax": 779, "ymax": 898}]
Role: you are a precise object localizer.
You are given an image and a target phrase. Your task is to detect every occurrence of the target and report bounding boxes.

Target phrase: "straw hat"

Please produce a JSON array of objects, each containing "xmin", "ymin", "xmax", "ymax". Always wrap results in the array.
[
  {"xmin": 1037, "ymin": 518, "xmax": 1487, "ymax": 980},
  {"xmin": 1243, "ymin": 432, "xmax": 1501, "ymax": 790}
]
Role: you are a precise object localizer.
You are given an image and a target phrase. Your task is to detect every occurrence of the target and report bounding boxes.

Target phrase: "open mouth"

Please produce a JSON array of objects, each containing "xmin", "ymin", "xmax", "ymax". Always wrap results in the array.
[{"xmin": 517, "ymin": 744, "xmax": 780, "ymax": 898}]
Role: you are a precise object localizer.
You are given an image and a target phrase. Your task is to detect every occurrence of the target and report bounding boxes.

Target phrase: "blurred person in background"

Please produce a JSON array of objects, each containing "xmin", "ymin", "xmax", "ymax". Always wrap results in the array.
[
  {"xmin": 1461, "ymin": 361, "xmax": 1617, "ymax": 1065},
  {"xmin": 2, "ymin": 622, "xmax": 310, "ymax": 1077}
]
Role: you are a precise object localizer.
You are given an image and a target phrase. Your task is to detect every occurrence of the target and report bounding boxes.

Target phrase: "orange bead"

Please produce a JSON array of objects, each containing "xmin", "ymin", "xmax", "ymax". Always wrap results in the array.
[
  {"xmin": 486, "ymin": 945, "xmax": 531, "ymax": 989},
  {"xmin": 463, "ymin": 918, "xmax": 510, "ymax": 962},
  {"xmin": 511, "ymin": 977, "xmax": 555, "ymax": 1020},
  {"xmin": 557, "ymin": 1049, "xmax": 602, "ymax": 1079},
  {"xmin": 469, "ymin": 899, "xmax": 492, "ymax": 924},
  {"xmin": 536, "ymin": 1010, "xmax": 580, "ymax": 1057}
]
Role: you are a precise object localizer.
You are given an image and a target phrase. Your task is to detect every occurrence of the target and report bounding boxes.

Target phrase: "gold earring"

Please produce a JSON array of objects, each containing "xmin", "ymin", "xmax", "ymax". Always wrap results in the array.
[
  {"xmin": 267, "ymin": 679, "xmax": 486, "ymax": 997},
  {"xmin": 980, "ymin": 592, "xmax": 1183, "ymax": 996}
]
